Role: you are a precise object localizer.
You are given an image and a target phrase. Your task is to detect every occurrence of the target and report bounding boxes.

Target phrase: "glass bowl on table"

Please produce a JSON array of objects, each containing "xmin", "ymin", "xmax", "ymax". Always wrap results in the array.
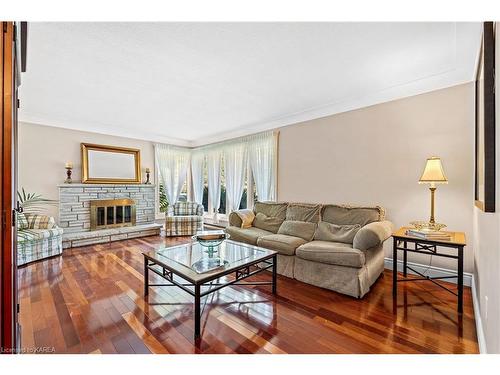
[{"xmin": 191, "ymin": 231, "xmax": 230, "ymax": 257}]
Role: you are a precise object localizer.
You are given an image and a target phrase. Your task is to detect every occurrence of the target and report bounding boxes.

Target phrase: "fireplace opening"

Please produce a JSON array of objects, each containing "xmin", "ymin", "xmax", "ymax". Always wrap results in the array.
[{"xmin": 90, "ymin": 198, "xmax": 136, "ymax": 230}]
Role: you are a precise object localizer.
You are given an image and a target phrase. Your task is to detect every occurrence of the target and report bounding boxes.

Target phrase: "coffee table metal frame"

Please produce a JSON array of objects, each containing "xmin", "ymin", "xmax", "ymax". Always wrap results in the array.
[{"xmin": 143, "ymin": 243, "xmax": 277, "ymax": 339}]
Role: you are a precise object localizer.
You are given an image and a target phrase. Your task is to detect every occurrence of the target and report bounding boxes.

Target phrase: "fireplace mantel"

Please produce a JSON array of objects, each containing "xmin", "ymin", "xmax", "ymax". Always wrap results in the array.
[{"xmin": 57, "ymin": 183, "xmax": 156, "ymax": 187}]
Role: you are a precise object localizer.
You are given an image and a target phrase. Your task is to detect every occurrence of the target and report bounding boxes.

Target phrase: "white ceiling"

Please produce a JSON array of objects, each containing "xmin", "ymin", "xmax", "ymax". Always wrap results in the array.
[{"xmin": 19, "ymin": 22, "xmax": 482, "ymax": 147}]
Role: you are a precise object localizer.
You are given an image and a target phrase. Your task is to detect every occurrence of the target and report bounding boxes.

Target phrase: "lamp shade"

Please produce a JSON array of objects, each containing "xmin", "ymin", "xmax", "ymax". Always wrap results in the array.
[{"xmin": 418, "ymin": 157, "xmax": 448, "ymax": 184}]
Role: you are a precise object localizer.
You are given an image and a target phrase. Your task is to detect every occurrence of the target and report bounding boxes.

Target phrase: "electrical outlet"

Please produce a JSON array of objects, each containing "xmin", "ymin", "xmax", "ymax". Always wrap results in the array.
[{"xmin": 484, "ymin": 296, "xmax": 489, "ymax": 321}]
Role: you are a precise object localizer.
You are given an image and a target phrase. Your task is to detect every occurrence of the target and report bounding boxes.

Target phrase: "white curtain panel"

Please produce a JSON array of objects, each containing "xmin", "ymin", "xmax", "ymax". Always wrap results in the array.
[
  {"xmin": 191, "ymin": 150, "xmax": 205, "ymax": 205},
  {"xmin": 224, "ymin": 142, "xmax": 248, "ymax": 214},
  {"xmin": 155, "ymin": 143, "xmax": 190, "ymax": 214},
  {"xmin": 207, "ymin": 148, "xmax": 222, "ymax": 217},
  {"xmin": 248, "ymin": 131, "xmax": 278, "ymax": 202}
]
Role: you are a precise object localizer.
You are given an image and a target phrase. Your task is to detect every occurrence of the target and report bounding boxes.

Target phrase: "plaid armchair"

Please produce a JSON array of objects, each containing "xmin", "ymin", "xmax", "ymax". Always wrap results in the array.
[
  {"xmin": 17, "ymin": 213, "xmax": 63, "ymax": 266},
  {"xmin": 165, "ymin": 202, "xmax": 204, "ymax": 236}
]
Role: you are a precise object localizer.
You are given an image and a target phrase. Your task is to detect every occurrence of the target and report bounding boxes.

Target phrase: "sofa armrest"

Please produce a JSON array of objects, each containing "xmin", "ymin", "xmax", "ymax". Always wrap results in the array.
[
  {"xmin": 228, "ymin": 211, "xmax": 243, "ymax": 227},
  {"xmin": 353, "ymin": 220, "xmax": 393, "ymax": 251}
]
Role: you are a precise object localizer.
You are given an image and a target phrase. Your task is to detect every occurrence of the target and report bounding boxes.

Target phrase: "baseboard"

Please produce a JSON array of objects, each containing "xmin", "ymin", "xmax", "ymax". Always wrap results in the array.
[
  {"xmin": 471, "ymin": 275, "xmax": 487, "ymax": 353},
  {"xmin": 384, "ymin": 257, "xmax": 472, "ymax": 287}
]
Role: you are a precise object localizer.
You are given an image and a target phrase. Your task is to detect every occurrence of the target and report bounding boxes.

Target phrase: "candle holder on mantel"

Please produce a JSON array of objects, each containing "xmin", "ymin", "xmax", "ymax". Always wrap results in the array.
[
  {"xmin": 64, "ymin": 162, "xmax": 73, "ymax": 184},
  {"xmin": 145, "ymin": 168, "xmax": 151, "ymax": 184}
]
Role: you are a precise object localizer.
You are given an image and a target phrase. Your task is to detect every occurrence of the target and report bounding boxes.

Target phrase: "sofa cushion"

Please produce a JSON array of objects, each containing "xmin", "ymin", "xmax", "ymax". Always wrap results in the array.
[
  {"xmin": 314, "ymin": 222, "xmax": 361, "ymax": 244},
  {"xmin": 278, "ymin": 220, "xmax": 317, "ymax": 241},
  {"xmin": 296, "ymin": 241, "xmax": 366, "ymax": 268},
  {"xmin": 257, "ymin": 234, "xmax": 307, "ymax": 256},
  {"xmin": 253, "ymin": 212, "xmax": 284, "ymax": 233},
  {"xmin": 285, "ymin": 203, "xmax": 321, "ymax": 223},
  {"xmin": 254, "ymin": 201, "xmax": 288, "ymax": 220},
  {"xmin": 321, "ymin": 204, "xmax": 385, "ymax": 227},
  {"xmin": 235, "ymin": 209, "xmax": 255, "ymax": 228},
  {"xmin": 225, "ymin": 226, "xmax": 273, "ymax": 246}
]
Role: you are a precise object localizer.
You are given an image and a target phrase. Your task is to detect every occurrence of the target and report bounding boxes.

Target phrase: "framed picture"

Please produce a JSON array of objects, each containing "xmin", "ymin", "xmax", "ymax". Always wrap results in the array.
[
  {"xmin": 81, "ymin": 143, "xmax": 141, "ymax": 184},
  {"xmin": 475, "ymin": 22, "xmax": 496, "ymax": 212}
]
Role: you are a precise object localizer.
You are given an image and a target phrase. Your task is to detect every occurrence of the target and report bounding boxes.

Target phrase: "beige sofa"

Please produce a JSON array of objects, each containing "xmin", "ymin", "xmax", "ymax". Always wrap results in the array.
[{"xmin": 226, "ymin": 202, "xmax": 393, "ymax": 298}]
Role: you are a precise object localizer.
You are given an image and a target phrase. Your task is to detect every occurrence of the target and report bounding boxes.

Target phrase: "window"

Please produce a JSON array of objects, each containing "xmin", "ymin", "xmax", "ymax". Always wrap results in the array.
[
  {"xmin": 218, "ymin": 155, "xmax": 226, "ymax": 214},
  {"xmin": 202, "ymin": 158, "xmax": 209, "ymax": 212},
  {"xmin": 239, "ymin": 171, "xmax": 248, "ymax": 209},
  {"xmin": 159, "ymin": 182, "xmax": 168, "ymax": 213},
  {"xmin": 178, "ymin": 180, "xmax": 188, "ymax": 202},
  {"xmin": 158, "ymin": 174, "xmax": 188, "ymax": 213},
  {"xmin": 155, "ymin": 131, "xmax": 276, "ymax": 218},
  {"xmin": 251, "ymin": 171, "xmax": 258, "ymax": 203}
]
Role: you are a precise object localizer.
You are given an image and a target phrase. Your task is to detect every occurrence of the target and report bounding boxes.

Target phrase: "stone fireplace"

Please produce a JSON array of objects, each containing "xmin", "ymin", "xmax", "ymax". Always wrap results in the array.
[
  {"xmin": 59, "ymin": 184, "xmax": 161, "ymax": 248},
  {"xmin": 90, "ymin": 198, "xmax": 136, "ymax": 230}
]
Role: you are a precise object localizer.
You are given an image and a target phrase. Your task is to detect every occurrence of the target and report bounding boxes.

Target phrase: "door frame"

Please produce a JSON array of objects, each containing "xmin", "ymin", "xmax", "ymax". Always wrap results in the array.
[{"xmin": 1, "ymin": 21, "xmax": 18, "ymax": 353}]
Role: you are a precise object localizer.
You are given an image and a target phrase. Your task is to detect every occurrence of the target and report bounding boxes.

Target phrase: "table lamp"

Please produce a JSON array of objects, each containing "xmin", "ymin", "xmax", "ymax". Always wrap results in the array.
[{"xmin": 418, "ymin": 156, "xmax": 448, "ymax": 229}]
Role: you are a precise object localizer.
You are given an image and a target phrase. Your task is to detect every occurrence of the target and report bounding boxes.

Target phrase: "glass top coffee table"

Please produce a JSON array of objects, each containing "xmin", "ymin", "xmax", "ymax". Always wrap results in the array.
[{"xmin": 142, "ymin": 239, "xmax": 277, "ymax": 340}]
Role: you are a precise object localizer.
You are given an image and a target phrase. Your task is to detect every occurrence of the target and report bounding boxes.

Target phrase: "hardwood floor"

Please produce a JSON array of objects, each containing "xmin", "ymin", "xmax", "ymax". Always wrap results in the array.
[{"xmin": 18, "ymin": 235, "xmax": 479, "ymax": 354}]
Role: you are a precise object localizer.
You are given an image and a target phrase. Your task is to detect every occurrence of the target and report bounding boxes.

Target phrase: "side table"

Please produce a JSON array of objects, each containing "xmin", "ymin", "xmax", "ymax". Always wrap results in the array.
[{"xmin": 392, "ymin": 227, "xmax": 466, "ymax": 313}]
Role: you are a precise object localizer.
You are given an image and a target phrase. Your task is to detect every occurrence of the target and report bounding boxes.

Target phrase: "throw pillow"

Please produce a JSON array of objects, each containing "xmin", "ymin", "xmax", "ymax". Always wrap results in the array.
[
  {"xmin": 236, "ymin": 209, "xmax": 255, "ymax": 228},
  {"xmin": 278, "ymin": 220, "xmax": 317, "ymax": 241},
  {"xmin": 314, "ymin": 221, "xmax": 361, "ymax": 244},
  {"xmin": 17, "ymin": 212, "xmax": 28, "ymax": 230},
  {"xmin": 253, "ymin": 212, "xmax": 284, "ymax": 233}
]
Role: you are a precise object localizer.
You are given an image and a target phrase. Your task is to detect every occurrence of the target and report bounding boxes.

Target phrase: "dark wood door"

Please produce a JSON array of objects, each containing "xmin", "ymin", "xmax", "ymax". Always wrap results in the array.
[{"xmin": 1, "ymin": 21, "xmax": 19, "ymax": 353}]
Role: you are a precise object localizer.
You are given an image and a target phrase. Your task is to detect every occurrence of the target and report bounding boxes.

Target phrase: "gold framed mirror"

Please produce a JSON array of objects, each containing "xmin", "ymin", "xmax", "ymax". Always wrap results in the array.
[{"xmin": 81, "ymin": 143, "xmax": 141, "ymax": 184}]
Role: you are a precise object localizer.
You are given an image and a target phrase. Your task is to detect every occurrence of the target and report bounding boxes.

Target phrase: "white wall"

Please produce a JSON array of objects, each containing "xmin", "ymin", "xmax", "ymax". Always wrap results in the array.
[
  {"xmin": 278, "ymin": 83, "xmax": 474, "ymax": 273},
  {"xmin": 18, "ymin": 122, "xmax": 156, "ymax": 221},
  {"xmin": 471, "ymin": 25, "xmax": 500, "ymax": 354}
]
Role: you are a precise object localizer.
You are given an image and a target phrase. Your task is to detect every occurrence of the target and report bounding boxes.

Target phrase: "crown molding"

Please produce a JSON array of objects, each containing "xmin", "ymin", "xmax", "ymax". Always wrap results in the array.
[
  {"xmin": 191, "ymin": 74, "xmax": 474, "ymax": 147},
  {"xmin": 18, "ymin": 116, "xmax": 193, "ymax": 147}
]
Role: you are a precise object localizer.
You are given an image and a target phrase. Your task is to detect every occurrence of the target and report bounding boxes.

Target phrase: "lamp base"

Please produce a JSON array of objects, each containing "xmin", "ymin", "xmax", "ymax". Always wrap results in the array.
[{"xmin": 409, "ymin": 220, "xmax": 447, "ymax": 231}]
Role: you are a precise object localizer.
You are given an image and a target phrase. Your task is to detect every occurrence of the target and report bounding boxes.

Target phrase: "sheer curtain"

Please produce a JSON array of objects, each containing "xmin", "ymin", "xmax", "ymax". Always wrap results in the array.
[
  {"xmin": 207, "ymin": 148, "xmax": 222, "ymax": 218},
  {"xmin": 191, "ymin": 150, "xmax": 205, "ymax": 205},
  {"xmin": 224, "ymin": 142, "xmax": 248, "ymax": 214},
  {"xmin": 155, "ymin": 144, "xmax": 190, "ymax": 215},
  {"xmin": 248, "ymin": 131, "xmax": 278, "ymax": 201}
]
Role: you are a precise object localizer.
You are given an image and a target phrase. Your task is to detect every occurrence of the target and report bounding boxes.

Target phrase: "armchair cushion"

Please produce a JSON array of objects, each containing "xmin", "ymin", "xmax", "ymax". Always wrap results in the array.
[
  {"xmin": 353, "ymin": 220, "xmax": 393, "ymax": 251},
  {"xmin": 173, "ymin": 202, "xmax": 204, "ymax": 216},
  {"xmin": 165, "ymin": 214, "xmax": 203, "ymax": 236},
  {"xmin": 18, "ymin": 228, "xmax": 64, "ymax": 243},
  {"xmin": 314, "ymin": 222, "xmax": 361, "ymax": 244}
]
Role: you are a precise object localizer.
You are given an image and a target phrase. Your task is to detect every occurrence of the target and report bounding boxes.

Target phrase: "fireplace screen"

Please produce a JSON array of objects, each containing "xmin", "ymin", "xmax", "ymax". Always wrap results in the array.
[{"xmin": 90, "ymin": 198, "xmax": 136, "ymax": 230}]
